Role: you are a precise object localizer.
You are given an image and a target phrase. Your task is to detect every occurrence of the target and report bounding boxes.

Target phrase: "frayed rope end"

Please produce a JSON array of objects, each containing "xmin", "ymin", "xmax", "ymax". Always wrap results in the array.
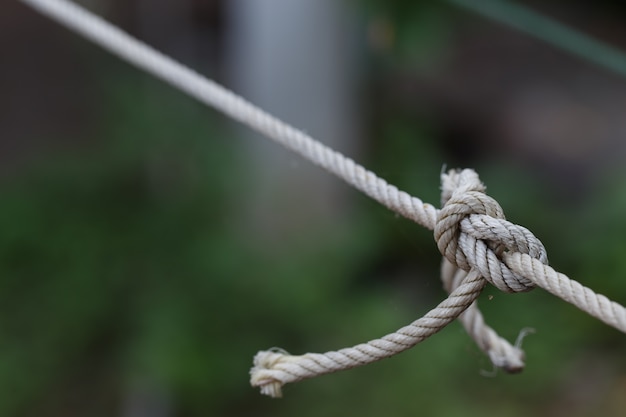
[
  {"xmin": 484, "ymin": 327, "xmax": 536, "ymax": 375},
  {"xmin": 250, "ymin": 349, "xmax": 289, "ymax": 398}
]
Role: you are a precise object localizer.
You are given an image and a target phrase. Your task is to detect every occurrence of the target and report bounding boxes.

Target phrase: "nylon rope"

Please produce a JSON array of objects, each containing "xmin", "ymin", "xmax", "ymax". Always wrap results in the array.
[{"xmin": 21, "ymin": 0, "xmax": 626, "ymax": 399}]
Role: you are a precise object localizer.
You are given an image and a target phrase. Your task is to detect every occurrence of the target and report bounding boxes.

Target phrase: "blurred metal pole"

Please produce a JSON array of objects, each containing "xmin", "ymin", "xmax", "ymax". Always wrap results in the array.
[
  {"xmin": 449, "ymin": 0, "xmax": 626, "ymax": 79},
  {"xmin": 226, "ymin": 0, "xmax": 359, "ymax": 249}
]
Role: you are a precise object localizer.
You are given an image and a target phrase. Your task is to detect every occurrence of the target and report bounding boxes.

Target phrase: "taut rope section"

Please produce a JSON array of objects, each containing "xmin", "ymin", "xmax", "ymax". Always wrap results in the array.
[
  {"xmin": 505, "ymin": 253, "xmax": 626, "ymax": 333},
  {"xmin": 22, "ymin": 0, "xmax": 626, "ymax": 399}
]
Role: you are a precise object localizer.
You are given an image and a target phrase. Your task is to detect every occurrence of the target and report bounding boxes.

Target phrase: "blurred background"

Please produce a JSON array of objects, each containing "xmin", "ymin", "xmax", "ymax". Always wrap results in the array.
[{"xmin": 3, "ymin": 0, "xmax": 626, "ymax": 415}]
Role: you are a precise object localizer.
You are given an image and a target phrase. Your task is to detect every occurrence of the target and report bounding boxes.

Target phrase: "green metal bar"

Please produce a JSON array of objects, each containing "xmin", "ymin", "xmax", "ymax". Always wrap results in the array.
[{"xmin": 449, "ymin": 0, "xmax": 626, "ymax": 78}]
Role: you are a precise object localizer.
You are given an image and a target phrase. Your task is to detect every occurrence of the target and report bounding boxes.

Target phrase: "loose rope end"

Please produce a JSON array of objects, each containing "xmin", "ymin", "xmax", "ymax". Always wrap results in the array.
[
  {"xmin": 488, "ymin": 348, "xmax": 525, "ymax": 374},
  {"xmin": 250, "ymin": 349, "xmax": 289, "ymax": 398},
  {"xmin": 257, "ymin": 380, "xmax": 284, "ymax": 398},
  {"xmin": 487, "ymin": 327, "xmax": 535, "ymax": 374},
  {"xmin": 515, "ymin": 327, "xmax": 536, "ymax": 349}
]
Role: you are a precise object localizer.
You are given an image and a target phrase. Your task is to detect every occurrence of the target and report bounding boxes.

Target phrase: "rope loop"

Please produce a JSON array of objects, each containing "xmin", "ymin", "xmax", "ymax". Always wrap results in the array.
[{"xmin": 435, "ymin": 169, "xmax": 548, "ymax": 293}]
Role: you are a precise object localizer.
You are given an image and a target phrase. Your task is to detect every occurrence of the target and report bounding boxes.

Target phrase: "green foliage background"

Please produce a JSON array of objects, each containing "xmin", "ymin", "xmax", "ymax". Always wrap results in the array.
[{"xmin": 5, "ymin": 1, "xmax": 626, "ymax": 416}]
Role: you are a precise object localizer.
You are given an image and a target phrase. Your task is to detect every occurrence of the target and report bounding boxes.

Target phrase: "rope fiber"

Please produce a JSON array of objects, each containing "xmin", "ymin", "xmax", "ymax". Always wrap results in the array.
[{"xmin": 21, "ymin": 0, "xmax": 626, "ymax": 399}]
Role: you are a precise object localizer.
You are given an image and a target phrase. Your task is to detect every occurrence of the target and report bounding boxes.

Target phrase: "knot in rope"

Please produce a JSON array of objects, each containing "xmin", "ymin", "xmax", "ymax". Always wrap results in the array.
[{"xmin": 435, "ymin": 169, "xmax": 548, "ymax": 293}]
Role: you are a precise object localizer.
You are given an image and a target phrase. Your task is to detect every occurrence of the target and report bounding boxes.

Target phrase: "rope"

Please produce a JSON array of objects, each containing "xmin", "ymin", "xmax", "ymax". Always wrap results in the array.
[
  {"xmin": 505, "ymin": 253, "xmax": 626, "ymax": 333},
  {"xmin": 21, "ymin": 0, "xmax": 626, "ymax": 399},
  {"xmin": 251, "ymin": 269, "xmax": 487, "ymax": 398}
]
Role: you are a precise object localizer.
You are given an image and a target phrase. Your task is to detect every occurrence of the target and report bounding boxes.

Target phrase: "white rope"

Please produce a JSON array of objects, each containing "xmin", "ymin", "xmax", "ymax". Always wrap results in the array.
[
  {"xmin": 21, "ymin": 0, "xmax": 626, "ymax": 399},
  {"xmin": 505, "ymin": 253, "xmax": 626, "ymax": 333},
  {"xmin": 251, "ymin": 269, "xmax": 487, "ymax": 397}
]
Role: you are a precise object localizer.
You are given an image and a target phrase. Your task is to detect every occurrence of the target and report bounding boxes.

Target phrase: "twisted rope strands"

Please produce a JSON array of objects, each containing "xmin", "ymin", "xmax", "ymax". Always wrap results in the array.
[
  {"xmin": 251, "ymin": 270, "xmax": 487, "ymax": 397},
  {"xmin": 506, "ymin": 253, "xmax": 626, "ymax": 333}
]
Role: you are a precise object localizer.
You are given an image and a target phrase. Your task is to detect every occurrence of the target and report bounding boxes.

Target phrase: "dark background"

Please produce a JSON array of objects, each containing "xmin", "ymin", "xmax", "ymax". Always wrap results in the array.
[{"xmin": 3, "ymin": 0, "xmax": 626, "ymax": 415}]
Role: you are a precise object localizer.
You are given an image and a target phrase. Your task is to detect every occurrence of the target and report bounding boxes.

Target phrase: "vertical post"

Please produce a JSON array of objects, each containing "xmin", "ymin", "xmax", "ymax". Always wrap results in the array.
[{"xmin": 225, "ymin": 0, "xmax": 359, "ymax": 248}]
